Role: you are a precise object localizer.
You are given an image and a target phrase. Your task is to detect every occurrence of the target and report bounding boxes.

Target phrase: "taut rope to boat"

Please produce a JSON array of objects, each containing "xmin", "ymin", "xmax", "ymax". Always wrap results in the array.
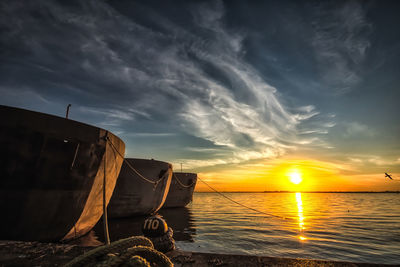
[
  {"xmin": 103, "ymin": 133, "xmax": 110, "ymax": 245},
  {"xmin": 173, "ymin": 173, "xmax": 196, "ymax": 188},
  {"xmin": 107, "ymin": 137, "xmax": 167, "ymax": 188},
  {"xmin": 198, "ymin": 177, "xmax": 294, "ymax": 221}
]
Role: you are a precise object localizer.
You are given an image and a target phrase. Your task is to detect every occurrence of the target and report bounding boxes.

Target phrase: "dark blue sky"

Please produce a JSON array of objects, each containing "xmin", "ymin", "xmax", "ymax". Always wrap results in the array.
[{"xmin": 1, "ymin": 0, "xmax": 399, "ymax": 189}]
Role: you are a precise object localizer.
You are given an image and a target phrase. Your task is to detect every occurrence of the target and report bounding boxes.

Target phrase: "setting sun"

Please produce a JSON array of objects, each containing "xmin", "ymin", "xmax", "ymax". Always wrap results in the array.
[{"xmin": 289, "ymin": 171, "xmax": 302, "ymax": 185}]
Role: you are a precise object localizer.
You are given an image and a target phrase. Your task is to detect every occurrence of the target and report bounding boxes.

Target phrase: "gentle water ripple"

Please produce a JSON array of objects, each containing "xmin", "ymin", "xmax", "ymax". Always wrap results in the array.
[
  {"xmin": 91, "ymin": 192, "xmax": 400, "ymax": 264},
  {"xmin": 176, "ymin": 192, "xmax": 400, "ymax": 264}
]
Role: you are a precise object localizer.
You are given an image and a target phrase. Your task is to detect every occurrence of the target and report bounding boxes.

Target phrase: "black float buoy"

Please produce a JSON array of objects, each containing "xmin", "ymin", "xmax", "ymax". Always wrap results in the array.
[
  {"xmin": 142, "ymin": 215, "xmax": 175, "ymax": 253},
  {"xmin": 142, "ymin": 215, "xmax": 168, "ymax": 237}
]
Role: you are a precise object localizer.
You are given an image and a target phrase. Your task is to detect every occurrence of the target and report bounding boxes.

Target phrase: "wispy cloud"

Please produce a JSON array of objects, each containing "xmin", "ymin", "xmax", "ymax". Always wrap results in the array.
[
  {"xmin": 78, "ymin": 106, "xmax": 137, "ymax": 130},
  {"xmin": 0, "ymin": 0, "xmax": 334, "ymax": 169},
  {"xmin": 0, "ymin": 86, "xmax": 49, "ymax": 104},
  {"xmin": 342, "ymin": 121, "xmax": 376, "ymax": 138},
  {"xmin": 123, "ymin": 133, "xmax": 176, "ymax": 137},
  {"xmin": 310, "ymin": 1, "xmax": 372, "ymax": 94},
  {"xmin": 185, "ymin": 147, "xmax": 223, "ymax": 153},
  {"xmin": 356, "ymin": 156, "xmax": 400, "ymax": 167}
]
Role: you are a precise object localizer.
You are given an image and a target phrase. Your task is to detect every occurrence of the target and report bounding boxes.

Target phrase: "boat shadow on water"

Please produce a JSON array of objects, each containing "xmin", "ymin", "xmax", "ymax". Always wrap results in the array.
[{"xmin": 81, "ymin": 206, "xmax": 197, "ymax": 245}]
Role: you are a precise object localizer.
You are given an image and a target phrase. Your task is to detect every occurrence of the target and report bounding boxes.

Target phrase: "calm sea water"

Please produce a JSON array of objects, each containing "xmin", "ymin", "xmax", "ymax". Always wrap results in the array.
[{"xmin": 93, "ymin": 192, "xmax": 400, "ymax": 264}]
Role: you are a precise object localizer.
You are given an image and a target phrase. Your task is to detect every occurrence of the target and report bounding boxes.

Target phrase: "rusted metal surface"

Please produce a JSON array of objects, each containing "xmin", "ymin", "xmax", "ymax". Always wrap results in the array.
[
  {"xmin": 163, "ymin": 172, "xmax": 197, "ymax": 208},
  {"xmin": 0, "ymin": 105, "xmax": 125, "ymax": 241},
  {"xmin": 108, "ymin": 158, "xmax": 172, "ymax": 218}
]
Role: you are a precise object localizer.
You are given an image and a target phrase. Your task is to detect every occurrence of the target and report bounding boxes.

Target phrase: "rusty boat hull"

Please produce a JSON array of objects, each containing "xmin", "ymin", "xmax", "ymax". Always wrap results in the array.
[
  {"xmin": 108, "ymin": 158, "xmax": 172, "ymax": 218},
  {"xmin": 162, "ymin": 172, "xmax": 197, "ymax": 208},
  {"xmin": 0, "ymin": 105, "xmax": 125, "ymax": 242}
]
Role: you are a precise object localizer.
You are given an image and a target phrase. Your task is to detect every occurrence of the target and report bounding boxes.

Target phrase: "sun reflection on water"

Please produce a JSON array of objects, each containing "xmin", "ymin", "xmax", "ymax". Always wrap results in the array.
[{"xmin": 295, "ymin": 192, "xmax": 307, "ymax": 241}]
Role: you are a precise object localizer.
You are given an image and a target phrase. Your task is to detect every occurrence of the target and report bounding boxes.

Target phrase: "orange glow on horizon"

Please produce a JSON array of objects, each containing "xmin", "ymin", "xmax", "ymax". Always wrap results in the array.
[{"xmin": 193, "ymin": 158, "xmax": 400, "ymax": 192}]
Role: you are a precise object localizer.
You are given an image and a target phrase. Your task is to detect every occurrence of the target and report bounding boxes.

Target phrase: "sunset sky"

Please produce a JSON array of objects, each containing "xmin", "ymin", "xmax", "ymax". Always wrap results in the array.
[{"xmin": 1, "ymin": 0, "xmax": 399, "ymax": 191}]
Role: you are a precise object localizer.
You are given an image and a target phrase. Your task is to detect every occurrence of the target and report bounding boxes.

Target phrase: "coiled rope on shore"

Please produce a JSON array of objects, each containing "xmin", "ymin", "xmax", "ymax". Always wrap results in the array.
[{"xmin": 64, "ymin": 236, "xmax": 173, "ymax": 267}]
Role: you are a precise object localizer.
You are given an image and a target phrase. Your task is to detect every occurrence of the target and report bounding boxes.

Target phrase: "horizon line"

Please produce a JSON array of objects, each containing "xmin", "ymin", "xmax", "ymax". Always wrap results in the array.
[{"xmin": 194, "ymin": 190, "xmax": 400, "ymax": 193}]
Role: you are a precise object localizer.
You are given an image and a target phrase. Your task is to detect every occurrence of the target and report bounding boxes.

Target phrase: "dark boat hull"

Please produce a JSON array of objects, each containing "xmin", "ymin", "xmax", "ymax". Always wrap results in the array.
[
  {"xmin": 163, "ymin": 172, "xmax": 197, "ymax": 208},
  {"xmin": 0, "ymin": 105, "xmax": 125, "ymax": 241},
  {"xmin": 108, "ymin": 158, "xmax": 172, "ymax": 218}
]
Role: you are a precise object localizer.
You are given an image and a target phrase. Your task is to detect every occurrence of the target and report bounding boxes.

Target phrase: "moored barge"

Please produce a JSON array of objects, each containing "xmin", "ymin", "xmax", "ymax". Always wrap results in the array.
[
  {"xmin": 162, "ymin": 172, "xmax": 197, "ymax": 208},
  {"xmin": 0, "ymin": 105, "xmax": 125, "ymax": 241},
  {"xmin": 108, "ymin": 158, "xmax": 172, "ymax": 218}
]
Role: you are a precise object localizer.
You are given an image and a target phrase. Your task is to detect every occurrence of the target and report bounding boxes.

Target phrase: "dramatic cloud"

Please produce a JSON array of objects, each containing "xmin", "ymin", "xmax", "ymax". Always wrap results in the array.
[
  {"xmin": 2, "ymin": 0, "xmax": 398, "ymax": 179},
  {"xmin": 310, "ymin": 1, "xmax": 372, "ymax": 93},
  {"xmin": 0, "ymin": 0, "xmax": 329, "ymax": 168}
]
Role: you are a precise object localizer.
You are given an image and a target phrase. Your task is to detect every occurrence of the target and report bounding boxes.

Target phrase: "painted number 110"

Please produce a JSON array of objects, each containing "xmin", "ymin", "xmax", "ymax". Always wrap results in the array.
[{"xmin": 143, "ymin": 218, "xmax": 160, "ymax": 230}]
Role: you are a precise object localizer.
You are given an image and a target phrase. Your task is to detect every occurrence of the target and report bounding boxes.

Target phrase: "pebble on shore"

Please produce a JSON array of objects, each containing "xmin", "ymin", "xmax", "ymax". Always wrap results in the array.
[{"xmin": 0, "ymin": 240, "xmax": 392, "ymax": 267}]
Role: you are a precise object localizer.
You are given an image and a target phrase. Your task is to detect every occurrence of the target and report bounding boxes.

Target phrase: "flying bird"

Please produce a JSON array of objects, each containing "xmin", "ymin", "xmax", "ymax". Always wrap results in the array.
[{"xmin": 385, "ymin": 173, "xmax": 393, "ymax": 180}]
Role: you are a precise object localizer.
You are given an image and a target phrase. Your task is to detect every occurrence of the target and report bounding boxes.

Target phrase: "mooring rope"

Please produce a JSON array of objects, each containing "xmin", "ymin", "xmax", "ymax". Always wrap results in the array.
[
  {"xmin": 107, "ymin": 137, "xmax": 166, "ymax": 186},
  {"xmin": 107, "ymin": 136, "xmax": 290, "ymax": 220},
  {"xmin": 173, "ymin": 173, "xmax": 196, "ymax": 188},
  {"xmin": 198, "ymin": 177, "xmax": 294, "ymax": 220},
  {"xmin": 103, "ymin": 132, "xmax": 110, "ymax": 245},
  {"xmin": 64, "ymin": 236, "xmax": 173, "ymax": 267}
]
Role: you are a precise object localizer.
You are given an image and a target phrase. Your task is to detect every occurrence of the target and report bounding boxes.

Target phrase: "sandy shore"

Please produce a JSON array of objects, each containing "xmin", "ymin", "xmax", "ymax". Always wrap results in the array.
[
  {"xmin": 166, "ymin": 250, "xmax": 392, "ymax": 267},
  {"xmin": 0, "ymin": 240, "xmax": 393, "ymax": 267}
]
